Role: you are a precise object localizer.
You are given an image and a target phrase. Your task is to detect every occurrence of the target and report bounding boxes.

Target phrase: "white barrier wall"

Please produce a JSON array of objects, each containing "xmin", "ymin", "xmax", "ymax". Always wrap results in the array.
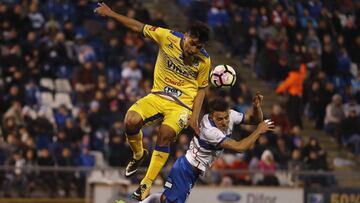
[
  {"xmin": 97, "ymin": 185, "xmax": 303, "ymax": 203},
  {"xmin": 183, "ymin": 187, "xmax": 304, "ymax": 203}
]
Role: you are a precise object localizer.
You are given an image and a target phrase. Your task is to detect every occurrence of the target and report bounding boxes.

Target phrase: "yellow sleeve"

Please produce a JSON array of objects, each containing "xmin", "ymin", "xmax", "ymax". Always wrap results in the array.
[
  {"xmin": 142, "ymin": 24, "xmax": 169, "ymax": 46},
  {"xmin": 197, "ymin": 57, "xmax": 211, "ymax": 88}
]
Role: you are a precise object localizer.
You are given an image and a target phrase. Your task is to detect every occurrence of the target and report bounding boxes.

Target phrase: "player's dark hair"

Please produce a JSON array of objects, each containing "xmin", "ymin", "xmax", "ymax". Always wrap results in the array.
[
  {"xmin": 187, "ymin": 21, "xmax": 210, "ymax": 44},
  {"xmin": 208, "ymin": 97, "xmax": 229, "ymax": 113}
]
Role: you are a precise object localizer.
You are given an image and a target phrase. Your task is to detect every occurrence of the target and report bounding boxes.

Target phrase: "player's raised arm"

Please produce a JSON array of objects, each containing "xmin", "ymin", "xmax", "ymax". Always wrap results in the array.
[
  {"xmin": 219, "ymin": 119, "xmax": 274, "ymax": 152},
  {"xmin": 94, "ymin": 2, "xmax": 144, "ymax": 33},
  {"xmin": 189, "ymin": 88, "xmax": 206, "ymax": 135},
  {"xmin": 243, "ymin": 92, "xmax": 264, "ymax": 125}
]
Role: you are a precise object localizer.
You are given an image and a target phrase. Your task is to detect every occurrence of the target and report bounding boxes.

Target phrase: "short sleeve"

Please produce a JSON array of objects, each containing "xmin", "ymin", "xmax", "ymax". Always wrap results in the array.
[
  {"xmin": 202, "ymin": 127, "xmax": 227, "ymax": 147},
  {"xmin": 197, "ymin": 57, "xmax": 211, "ymax": 88},
  {"xmin": 142, "ymin": 24, "xmax": 169, "ymax": 46},
  {"xmin": 230, "ymin": 110, "xmax": 244, "ymax": 125}
]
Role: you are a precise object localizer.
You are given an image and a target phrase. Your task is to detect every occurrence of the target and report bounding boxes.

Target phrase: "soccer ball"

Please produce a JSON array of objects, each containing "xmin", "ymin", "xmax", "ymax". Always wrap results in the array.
[{"xmin": 210, "ymin": 64, "xmax": 236, "ymax": 88}]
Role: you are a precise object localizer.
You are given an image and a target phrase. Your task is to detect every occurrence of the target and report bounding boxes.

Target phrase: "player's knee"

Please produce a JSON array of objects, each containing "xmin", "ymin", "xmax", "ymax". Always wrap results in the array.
[
  {"xmin": 156, "ymin": 135, "xmax": 172, "ymax": 146},
  {"xmin": 125, "ymin": 111, "xmax": 143, "ymax": 135},
  {"xmin": 157, "ymin": 125, "xmax": 176, "ymax": 146}
]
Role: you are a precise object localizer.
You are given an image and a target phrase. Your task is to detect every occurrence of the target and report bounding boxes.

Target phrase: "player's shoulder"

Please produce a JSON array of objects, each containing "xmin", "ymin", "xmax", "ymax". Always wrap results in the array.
[
  {"xmin": 169, "ymin": 30, "xmax": 184, "ymax": 39},
  {"xmin": 201, "ymin": 115, "xmax": 224, "ymax": 138},
  {"xmin": 229, "ymin": 109, "xmax": 245, "ymax": 124},
  {"xmin": 197, "ymin": 48, "xmax": 210, "ymax": 67},
  {"xmin": 200, "ymin": 48, "xmax": 210, "ymax": 59},
  {"xmin": 144, "ymin": 24, "xmax": 174, "ymax": 37},
  {"xmin": 201, "ymin": 126, "xmax": 224, "ymax": 142},
  {"xmin": 230, "ymin": 109, "xmax": 243, "ymax": 117}
]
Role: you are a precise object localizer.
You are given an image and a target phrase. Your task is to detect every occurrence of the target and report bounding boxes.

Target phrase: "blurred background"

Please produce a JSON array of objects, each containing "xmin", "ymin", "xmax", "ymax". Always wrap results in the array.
[{"xmin": 0, "ymin": 0, "xmax": 359, "ymax": 202}]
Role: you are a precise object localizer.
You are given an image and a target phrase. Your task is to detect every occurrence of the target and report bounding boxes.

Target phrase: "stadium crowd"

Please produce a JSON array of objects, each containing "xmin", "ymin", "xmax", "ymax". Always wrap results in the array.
[
  {"xmin": 179, "ymin": 0, "xmax": 360, "ymax": 187},
  {"xmin": 0, "ymin": 0, "xmax": 355, "ymax": 198}
]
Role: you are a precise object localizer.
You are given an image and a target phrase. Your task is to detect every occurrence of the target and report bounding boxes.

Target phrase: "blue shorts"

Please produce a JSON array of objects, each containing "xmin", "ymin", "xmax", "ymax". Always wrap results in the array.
[{"xmin": 163, "ymin": 156, "xmax": 200, "ymax": 203}]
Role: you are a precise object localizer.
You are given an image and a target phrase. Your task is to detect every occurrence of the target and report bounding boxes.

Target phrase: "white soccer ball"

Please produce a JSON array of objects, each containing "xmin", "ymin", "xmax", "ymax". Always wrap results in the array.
[{"xmin": 210, "ymin": 64, "xmax": 236, "ymax": 88}]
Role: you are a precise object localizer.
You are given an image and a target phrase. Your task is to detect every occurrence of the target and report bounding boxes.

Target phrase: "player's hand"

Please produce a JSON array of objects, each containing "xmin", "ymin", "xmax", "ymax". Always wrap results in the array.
[
  {"xmin": 94, "ymin": 2, "xmax": 113, "ymax": 17},
  {"xmin": 188, "ymin": 116, "xmax": 200, "ymax": 135},
  {"xmin": 256, "ymin": 119, "xmax": 275, "ymax": 134},
  {"xmin": 252, "ymin": 92, "xmax": 263, "ymax": 108}
]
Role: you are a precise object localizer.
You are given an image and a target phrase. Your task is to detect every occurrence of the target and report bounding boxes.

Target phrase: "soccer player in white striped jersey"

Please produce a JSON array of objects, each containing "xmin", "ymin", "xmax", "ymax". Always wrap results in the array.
[{"xmin": 158, "ymin": 94, "xmax": 274, "ymax": 203}]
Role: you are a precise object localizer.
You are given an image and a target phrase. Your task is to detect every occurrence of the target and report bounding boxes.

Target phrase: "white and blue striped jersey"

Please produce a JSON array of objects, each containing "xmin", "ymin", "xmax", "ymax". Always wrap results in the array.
[{"xmin": 185, "ymin": 110, "xmax": 244, "ymax": 172}]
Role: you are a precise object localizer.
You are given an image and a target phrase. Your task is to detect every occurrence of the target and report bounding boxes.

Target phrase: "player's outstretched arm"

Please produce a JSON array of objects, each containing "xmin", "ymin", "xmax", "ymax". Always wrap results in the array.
[
  {"xmin": 94, "ymin": 2, "xmax": 144, "ymax": 33},
  {"xmin": 189, "ymin": 88, "xmax": 206, "ymax": 135},
  {"xmin": 243, "ymin": 92, "xmax": 264, "ymax": 125},
  {"xmin": 219, "ymin": 119, "xmax": 274, "ymax": 152}
]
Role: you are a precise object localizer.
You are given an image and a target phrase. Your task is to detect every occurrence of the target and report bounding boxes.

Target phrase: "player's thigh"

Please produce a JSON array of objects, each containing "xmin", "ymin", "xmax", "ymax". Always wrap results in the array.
[
  {"xmin": 127, "ymin": 94, "xmax": 164, "ymax": 126},
  {"xmin": 162, "ymin": 104, "xmax": 191, "ymax": 136}
]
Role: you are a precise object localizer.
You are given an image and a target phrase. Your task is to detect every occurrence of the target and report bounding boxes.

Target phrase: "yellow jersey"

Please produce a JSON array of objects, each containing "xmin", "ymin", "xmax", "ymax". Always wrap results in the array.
[{"xmin": 142, "ymin": 24, "xmax": 211, "ymax": 110}]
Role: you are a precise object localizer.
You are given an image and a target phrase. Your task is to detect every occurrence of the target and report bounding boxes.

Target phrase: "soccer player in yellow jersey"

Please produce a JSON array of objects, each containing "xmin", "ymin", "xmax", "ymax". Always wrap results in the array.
[{"xmin": 94, "ymin": 3, "xmax": 211, "ymax": 200}]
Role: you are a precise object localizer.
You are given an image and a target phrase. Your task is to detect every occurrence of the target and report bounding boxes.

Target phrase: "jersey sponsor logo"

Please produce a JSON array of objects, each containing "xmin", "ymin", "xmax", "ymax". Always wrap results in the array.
[
  {"xmin": 149, "ymin": 26, "xmax": 158, "ymax": 31},
  {"xmin": 164, "ymin": 86, "xmax": 182, "ymax": 97},
  {"xmin": 167, "ymin": 43, "xmax": 173, "ymax": 49},
  {"xmin": 167, "ymin": 36, "xmax": 177, "ymax": 44},
  {"xmin": 165, "ymin": 77, "xmax": 184, "ymax": 86},
  {"xmin": 166, "ymin": 58, "xmax": 197, "ymax": 79}
]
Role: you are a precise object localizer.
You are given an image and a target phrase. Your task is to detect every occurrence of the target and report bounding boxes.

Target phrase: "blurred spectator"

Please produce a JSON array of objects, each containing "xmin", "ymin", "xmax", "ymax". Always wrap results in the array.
[
  {"xmin": 57, "ymin": 148, "xmax": 76, "ymax": 197},
  {"xmin": 273, "ymin": 138, "xmax": 291, "ymax": 169},
  {"xmin": 24, "ymin": 149, "xmax": 37, "ymax": 196},
  {"xmin": 28, "ymin": 3, "xmax": 45, "ymax": 30},
  {"xmin": 3, "ymin": 101, "xmax": 23, "ymax": 126},
  {"xmin": 37, "ymin": 148, "xmax": 57, "ymax": 197},
  {"xmin": 208, "ymin": 1, "xmax": 230, "ymax": 45},
  {"xmin": 76, "ymin": 147, "xmax": 94, "ymax": 197},
  {"xmin": 343, "ymin": 97, "xmax": 360, "ymax": 117},
  {"xmin": 74, "ymin": 62, "xmax": 96, "ymax": 104},
  {"xmin": 54, "ymin": 105, "xmax": 71, "ymax": 130},
  {"xmin": 302, "ymin": 137, "xmax": 328, "ymax": 170},
  {"xmin": 228, "ymin": 154, "xmax": 251, "ymax": 185},
  {"xmin": 252, "ymin": 134, "xmax": 269, "ymax": 160},
  {"xmin": 152, "ymin": 11, "xmax": 168, "ymax": 28},
  {"xmin": 324, "ymin": 94, "xmax": 345, "ymax": 142},
  {"xmin": 211, "ymin": 157, "xmax": 230, "ymax": 185},
  {"xmin": 307, "ymin": 80, "xmax": 327, "ymax": 129},
  {"xmin": 321, "ymin": 34, "xmax": 337, "ymax": 77},
  {"xmin": 51, "ymin": 131, "xmax": 71, "ymax": 161},
  {"xmin": 108, "ymin": 121, "xmax": 132, "ymax": 167},
  {"xmin": 258, "ymin": 150, "xmax": 279, "ymax": 186},
  {"xmin": 270, "ymin": 104, "xmax": 291, "ymax": 134},
  {"xmin": 3, "ymin": 150, "xmax": 26, "ymax": 197},
  {"xmin": 64, "ymin": 118, "xmax": 83, "ymax": 143},
  {"xmin": 288, "ymin": 149, "xmax": 304, "ymax": 186},
  {"xmin": 121, "ymin": 59, "xmax": 142, "ymax": 89},
  {"xmin": 288, "ymin": 149, "xmax": 304, "ymax": 172},
  {"xmin": 340, "ymin": 110, "xmax": 360, "ymax": 155},
  {"xmin": 276, "ymin": 63, "xmax": 307, "ymax": 128}
]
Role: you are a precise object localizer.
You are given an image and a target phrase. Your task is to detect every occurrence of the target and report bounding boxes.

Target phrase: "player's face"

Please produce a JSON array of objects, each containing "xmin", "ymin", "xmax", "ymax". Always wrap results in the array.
[
  {"xmin": 210, "ymin": 110, "xmax": 230, "ymax": 132},
  {"xmin": 183, "ymin": 33, "xmax": 204, "ymax": 56}
]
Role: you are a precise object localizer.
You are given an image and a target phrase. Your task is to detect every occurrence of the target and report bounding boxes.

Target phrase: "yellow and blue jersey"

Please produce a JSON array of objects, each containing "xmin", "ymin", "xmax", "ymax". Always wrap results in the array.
[{"xmin": 142, "ymin": 24, "xmax": 211, "ymax": 110}]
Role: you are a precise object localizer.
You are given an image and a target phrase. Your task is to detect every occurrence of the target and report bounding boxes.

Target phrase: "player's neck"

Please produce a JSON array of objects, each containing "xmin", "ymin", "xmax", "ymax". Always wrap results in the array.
[{"xmin": 183, "ymin": 55, "xmax": 192, "ymax": 65}]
